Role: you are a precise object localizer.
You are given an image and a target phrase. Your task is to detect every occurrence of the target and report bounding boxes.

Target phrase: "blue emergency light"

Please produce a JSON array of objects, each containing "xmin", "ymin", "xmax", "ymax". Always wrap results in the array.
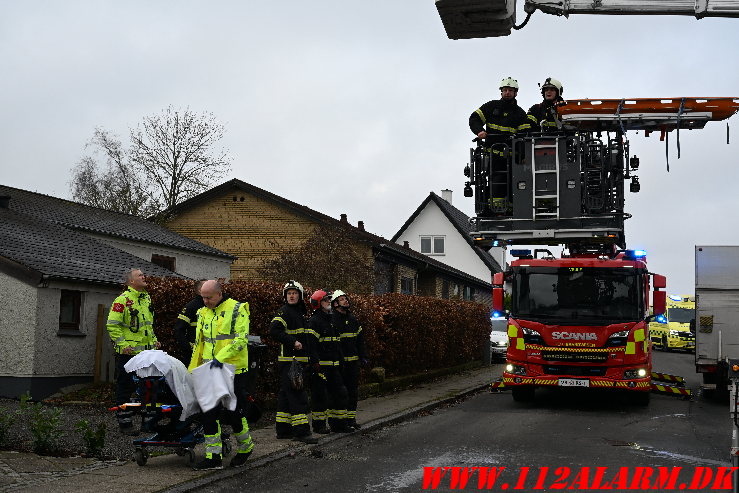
[
  {"xmin": 669, "ymin": 295, "xmax": 682, "ymax": 302},
  {"xmin": 510, "ymin": 249, "xmax": 532, "ymax": 258},
  {"xmin": 656, "ymin": 314, "xmax": 667, "ymax": 324}
]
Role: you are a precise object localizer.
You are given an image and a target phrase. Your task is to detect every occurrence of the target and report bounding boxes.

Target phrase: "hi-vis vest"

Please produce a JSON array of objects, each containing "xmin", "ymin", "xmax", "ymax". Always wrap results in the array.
[
  {"xmin": 189, "ymin": 298, "xmax": 250, "ymax": 373},
  {"xmin": 106, "ymin": 287, "xmax": 157, "ymax": 355}
]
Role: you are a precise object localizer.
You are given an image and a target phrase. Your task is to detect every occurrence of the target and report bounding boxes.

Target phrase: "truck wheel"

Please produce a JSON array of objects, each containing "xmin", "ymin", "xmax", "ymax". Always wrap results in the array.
[
  {"xmin": 630, "ymin": 391, "xmax": 650, "ymax": 406},
  {"xmin": 661, "ymin": 335, "xmax": 669, "ymax": 352},
  {"xmin": 512, "ymin": 386, "xmax": 535, "ymax": 402}
]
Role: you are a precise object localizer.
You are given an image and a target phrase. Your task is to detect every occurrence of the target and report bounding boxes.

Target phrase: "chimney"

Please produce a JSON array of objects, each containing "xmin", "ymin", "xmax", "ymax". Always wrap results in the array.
[
  {"xmin": 357, "ymin": 221, "xmax": 365, "ymax": 231},
  {"xmin": 441, "ymin": 189, "xmax": 453, "ymax": 204},
  {"xmin": 340, "ymin": 213, "xmax": 348, "ymax": 223},
  {"xmin": 0, "ymin": 196, "xmax": 9, "ymax": 209},
  {"xmin": 403, "ymin": 241, "xmax": 410, "ymax": 249}
]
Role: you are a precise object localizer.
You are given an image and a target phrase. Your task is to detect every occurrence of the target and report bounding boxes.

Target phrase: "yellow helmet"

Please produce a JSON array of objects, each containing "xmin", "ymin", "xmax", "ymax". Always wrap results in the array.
[{"xmin": 499, "ymin": 77, "xmax": 519, "ymax": 90}]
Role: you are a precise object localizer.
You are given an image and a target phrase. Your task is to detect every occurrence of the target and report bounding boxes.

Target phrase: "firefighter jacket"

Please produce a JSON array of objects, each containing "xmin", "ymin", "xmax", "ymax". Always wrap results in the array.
[
  {"xmin": 469, "ymin": 98, "xmax": 531, "ymax": 151},
  {"xmin": 188, "ymin": 295, "xmax": 250, "ymax": 374},
  {"xmin": 334, "ymin": 310, "xmax": 366, "ymax": 362},
  {"xmin": 270, "ymin": 302, "xmax": 312, "ymax": 364},
  {"xmin": 307, "ymin": 309, "xmax": 344, "ymax": 367},
  {"xmin": 526, "ymin": 97, "xmax": 564, "ymax": 133},
  {"xmin": 106, "ymin": 287, "xmax": 157, "ymax": 355},
  {"xmin": 174, "ymin": 295, "xmax": 204, "ymax": 351}
]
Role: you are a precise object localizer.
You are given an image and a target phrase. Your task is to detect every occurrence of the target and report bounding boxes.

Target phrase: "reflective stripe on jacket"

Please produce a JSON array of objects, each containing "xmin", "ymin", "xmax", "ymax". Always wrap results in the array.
[
  {"xmin": 106, "ymin": 287, "xmax": 157, "ymax": 355},
  {"xmin": 189, "ymin": 296, "xmax": 250, "ymax": 373}
]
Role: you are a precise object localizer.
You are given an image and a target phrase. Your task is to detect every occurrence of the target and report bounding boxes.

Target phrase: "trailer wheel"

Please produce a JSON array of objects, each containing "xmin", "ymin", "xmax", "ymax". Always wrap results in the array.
[
  {"xmin": 511, "ymin": 386, "xmax": 535, "ymax": 402},
  {"xmin": 134, "ymin": 448, "xmax": 148, "ymax": 466}
]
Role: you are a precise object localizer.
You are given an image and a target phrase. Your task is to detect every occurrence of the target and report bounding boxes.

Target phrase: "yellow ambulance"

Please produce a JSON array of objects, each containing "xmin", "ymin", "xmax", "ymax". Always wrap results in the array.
[{"xmin": 649, "ymin": 294, "xmax": 695, "ymax": 351}]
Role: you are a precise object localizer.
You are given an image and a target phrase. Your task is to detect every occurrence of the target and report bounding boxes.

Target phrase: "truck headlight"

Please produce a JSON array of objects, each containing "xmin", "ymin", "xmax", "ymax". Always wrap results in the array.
[
  {"xmin": 505, "ymin": 364, "xmax": 526, "ymax": 376},
  {"xmin": 624, "ymin": 368, "xmax": 648, "ymax": 379}
]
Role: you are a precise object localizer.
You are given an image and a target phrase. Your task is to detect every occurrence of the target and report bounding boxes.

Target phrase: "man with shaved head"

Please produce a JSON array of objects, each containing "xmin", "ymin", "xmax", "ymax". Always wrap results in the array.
[
  {"xmin": 106, "ymin": 268, "xmax": 160, "ymax": 435},
  {"xmin": 189, "ymin": 280, "xmax": 254, "ymax": 470}
]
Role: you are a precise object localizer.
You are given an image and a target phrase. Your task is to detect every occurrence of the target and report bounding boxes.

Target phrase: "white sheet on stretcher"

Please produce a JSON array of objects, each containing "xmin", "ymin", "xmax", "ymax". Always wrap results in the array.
[
  {"xmin": 191, "ymin": 362, "xmax": 237, "ymax": 413},
  {"xmin": 124, "ymin": 350, "xmax": 201, "ymax": 420}
]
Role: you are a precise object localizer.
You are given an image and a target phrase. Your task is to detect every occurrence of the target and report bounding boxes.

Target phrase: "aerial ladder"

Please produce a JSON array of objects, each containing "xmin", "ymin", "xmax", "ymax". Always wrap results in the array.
[{"xmin": 436, "ymin": 0, "xmax": 739, "ymax": 38}]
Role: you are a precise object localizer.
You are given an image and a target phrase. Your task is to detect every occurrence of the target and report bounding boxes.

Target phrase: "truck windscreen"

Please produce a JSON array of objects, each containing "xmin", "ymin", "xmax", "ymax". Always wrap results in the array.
[
  {"xmin": 667, "ymin": 307, "xmax": 695, "ymax": 324},
  {"xmin": 512, "ymin": 266, "xmax": 643, "ymax": 324}
]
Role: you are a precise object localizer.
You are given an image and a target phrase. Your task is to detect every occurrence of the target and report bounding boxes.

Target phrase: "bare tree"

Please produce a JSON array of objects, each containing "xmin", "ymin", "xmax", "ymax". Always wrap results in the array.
[
  {"xmin": 70, "ymin": 129, "xmax": 159, "ymax": 217},
  {"xmin": 69, "ymin": 106, "xmax": 231, "ymax": 217},
  {"xmin": 129, "ymin": 106, "xmax": 231, "ymax": 212}
]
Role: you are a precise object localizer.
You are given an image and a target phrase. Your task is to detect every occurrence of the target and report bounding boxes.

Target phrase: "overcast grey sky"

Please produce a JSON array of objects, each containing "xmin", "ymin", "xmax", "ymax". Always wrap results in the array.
[{"xmin": 2, "ymin": 1, "xmax": 738, "ymax": 295}]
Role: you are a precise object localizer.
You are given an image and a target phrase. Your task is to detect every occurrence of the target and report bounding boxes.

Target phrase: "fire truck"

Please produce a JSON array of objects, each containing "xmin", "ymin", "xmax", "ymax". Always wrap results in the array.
[{"xmin": 474, "ymin": 97, "xmax": 739, "ymax": 404}]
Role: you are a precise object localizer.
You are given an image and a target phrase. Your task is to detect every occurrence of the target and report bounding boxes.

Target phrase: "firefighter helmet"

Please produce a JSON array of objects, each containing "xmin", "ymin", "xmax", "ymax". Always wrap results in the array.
[
  {"xmin": 331, "ymin": 289, "xmax": 349, "ymax": 307},
  {"xmin": 499, "ymin": 77, "xmax": 519, "ymax": 90},
  {"xmin": 310, "ymin": 289, "xmax": 332, "ymax": 309},
  {"xmin": 283, "ymin": 280, "xmax": 304, "ymax": 300},
  {"xmin": 540, "ymin": 77, "xmax": 563, "ymax": 97}
]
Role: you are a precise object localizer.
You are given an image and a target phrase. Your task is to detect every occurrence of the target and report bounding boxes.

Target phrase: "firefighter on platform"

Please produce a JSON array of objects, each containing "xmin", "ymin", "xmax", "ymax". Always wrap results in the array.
[
  {"xmin": 307, "ymin": 289, "xmax": 351, "ymax": 434},
  {"xmin": 269, "ymin": 280, "xmax": 319, "ymax": 444},
  {"xmin": 469, "ymin": 77, "xmax": 530, "ymax": 214},
  {"xmin": 332, "ymin": 290, "xmax": 367, "ymax": 430},
  {"xmin": 106, "ymin": 268, "xmax": 160, "ymax": 435},
  {"xmin": 188, "ymin": 280, "xmax": 254, "ymax": 470},
  {"xmin": 526, "ymin": 77, "xmax": 565, "ymax": 133}
]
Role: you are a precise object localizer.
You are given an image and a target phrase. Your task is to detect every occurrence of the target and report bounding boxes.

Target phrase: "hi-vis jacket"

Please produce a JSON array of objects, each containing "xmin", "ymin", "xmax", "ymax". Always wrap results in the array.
[
  {"xmin": 333, "ymin": 310, "xmax": 366, "ymax": 363},
  {"xmin": 188, "ymin": 296, "xmax": 250, "ymax": 374},
  {"xmin": 469, "ymin": 98, "xmax": 530, "ymax": 151},
  {"xmin": 269, "ymin": 303, "xmax": 313, "ymax": 364},
  {"xmin": 106, "ymin": 287, "xmax": 157, "ymax": 355}
]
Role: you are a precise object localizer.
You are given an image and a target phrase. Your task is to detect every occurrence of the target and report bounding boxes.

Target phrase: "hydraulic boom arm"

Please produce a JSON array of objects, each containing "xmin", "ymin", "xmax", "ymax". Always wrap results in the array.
[{"xmin": 435, "ymin": 0, "xmax": 739, "ymax": 39}]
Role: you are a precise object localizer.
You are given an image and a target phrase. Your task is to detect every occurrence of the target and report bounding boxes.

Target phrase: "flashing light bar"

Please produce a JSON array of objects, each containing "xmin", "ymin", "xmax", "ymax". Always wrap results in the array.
[
  {"xmin": 491, "ymin": 311, "xmax": 506, "ymax": 320},
  {"xmin": 510, "ymin": 249, "xmax": 532, "ymax": 258},
  {"xmin": 669, "ymin": 295, "xmax": 683, "ymax": 301},
  {"xmin": 656, "ymin": 314, "xmax": 667, "ymax": 324}
]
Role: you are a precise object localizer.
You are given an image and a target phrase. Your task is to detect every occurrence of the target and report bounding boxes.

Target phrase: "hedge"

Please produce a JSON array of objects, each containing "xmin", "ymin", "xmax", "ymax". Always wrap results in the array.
[{"xmin": 144, "ymin": 278, "xmax": 490, "ymax": 399}]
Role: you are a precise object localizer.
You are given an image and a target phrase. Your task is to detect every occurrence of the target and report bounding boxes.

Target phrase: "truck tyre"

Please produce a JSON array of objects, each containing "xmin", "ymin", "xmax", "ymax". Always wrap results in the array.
[
  {"xmin": 512, "ymin": 386, "xmax": 535, "ymax": 402},
  {"xmin": 630, "ymin": 391, "xmax": 650, "ymax": 406},
  {"xmin": 661, "ymin": 335, "xmax": 669, "ymax": 351}
]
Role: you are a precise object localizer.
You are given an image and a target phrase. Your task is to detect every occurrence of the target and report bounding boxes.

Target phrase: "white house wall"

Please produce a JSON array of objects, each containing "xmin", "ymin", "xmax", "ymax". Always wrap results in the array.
[
  {"xmin": 88, "ymin": 234, "xmax": 231, "ymax": 280},
  {"xmin": 0, "ymin": 273, "xmax": 37, "ymax": 376},
  {"xmin": 395, "ymin": 201, "xmax": 492, "ymax": 283},
  {"xmin": 32, "ymin": 282, "xmax": 119, "ymax": 378}
]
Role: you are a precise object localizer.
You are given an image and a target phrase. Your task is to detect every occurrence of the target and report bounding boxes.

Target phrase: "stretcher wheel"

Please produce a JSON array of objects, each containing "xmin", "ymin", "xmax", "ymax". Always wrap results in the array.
[
  {"xmin": 185, "ymin": 449, "xmax": 195, "ymax": 466},
  {"xmin": 134, "ymin": 448, "xmax": 148, "ymax": 466},
  {"xmin": 223, "ymin": 439, "xmax": 232, "ymax": 457}
]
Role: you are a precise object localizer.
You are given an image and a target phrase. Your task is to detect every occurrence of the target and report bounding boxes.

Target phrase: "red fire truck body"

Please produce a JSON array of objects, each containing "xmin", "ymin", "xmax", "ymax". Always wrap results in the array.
[{"xmin": 492, "ymin": 250, "xmax": 666, "ymax": 404}]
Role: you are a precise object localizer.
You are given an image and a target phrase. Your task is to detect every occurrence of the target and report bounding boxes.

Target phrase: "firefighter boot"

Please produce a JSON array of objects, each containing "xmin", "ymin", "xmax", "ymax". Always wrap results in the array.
[
  {"xmin": 229, "ymin": 451, "xmax": 252, "ymax": 468},
  {"xmin": 193, "ymin": 455, "xmax": 223, "ymax": 471}
]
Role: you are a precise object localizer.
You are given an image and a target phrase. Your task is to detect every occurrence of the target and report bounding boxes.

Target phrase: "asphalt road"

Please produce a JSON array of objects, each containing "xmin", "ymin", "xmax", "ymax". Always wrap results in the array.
[{"xmin": 199, "ymin": 351, "xmax": 732, "ymax": 493}]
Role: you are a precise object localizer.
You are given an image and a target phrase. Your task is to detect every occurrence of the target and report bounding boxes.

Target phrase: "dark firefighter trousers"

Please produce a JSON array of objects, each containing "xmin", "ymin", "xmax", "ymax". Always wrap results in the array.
[
  {"xmin": 342, "ymin": 360, "xmax": 360, "ymax": 425},
  {"xmin": 276, "ymin": 362, "xmax": 311, "ymax": 438},
  {"xmin": 310, "ymin": 366, "xmax": 349, "ymax": 431}
]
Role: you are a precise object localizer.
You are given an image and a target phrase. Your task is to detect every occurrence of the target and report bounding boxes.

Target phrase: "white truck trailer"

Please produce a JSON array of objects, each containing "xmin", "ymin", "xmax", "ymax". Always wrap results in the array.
[{"xmin": 695, "ymin": 246, "xmax": 739, "ymax": 395}]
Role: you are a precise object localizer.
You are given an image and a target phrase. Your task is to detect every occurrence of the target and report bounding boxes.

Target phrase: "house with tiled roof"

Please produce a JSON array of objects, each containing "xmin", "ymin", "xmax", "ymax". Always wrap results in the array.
[
  {"xmin": 163, "ymin": 179, "xmax": 493, "ymax": 304},
  {"xmin": 0, "ymin": 185, "xmax": 234, "ymax": 399},
  {"xmin": 391, "ymin": 190, "xmax": 505, "ymax": 298}
]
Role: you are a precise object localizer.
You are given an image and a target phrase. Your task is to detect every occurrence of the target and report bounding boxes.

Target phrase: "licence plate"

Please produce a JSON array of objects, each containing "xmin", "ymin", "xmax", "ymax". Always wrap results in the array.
[{"xmin": 559, "ymin": 378, "xmax": 590, "ymax": 387}]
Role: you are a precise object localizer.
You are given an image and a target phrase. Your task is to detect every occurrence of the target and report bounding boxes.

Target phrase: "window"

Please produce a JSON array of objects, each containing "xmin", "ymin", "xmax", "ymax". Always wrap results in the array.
[
  {"xmin": 463, "ymin": 286, "xmax": 474, "ymax": 301},
  {"xmin": 420, "ymin": 236, "xmax": 445, "ymax": 255},
  {"xmin": 400, "ymin": 276, "xmax": 415, "ymax": 295},
  {"xmin": 151, "ymin": 254, "xmax": 176, "ymax": 271},
  {"xmin": 59, "ymin": 290, "xmax": 82, "ymax": 334}
]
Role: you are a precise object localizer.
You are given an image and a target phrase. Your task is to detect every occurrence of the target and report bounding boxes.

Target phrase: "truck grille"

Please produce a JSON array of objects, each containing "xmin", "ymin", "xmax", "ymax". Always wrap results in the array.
[
  {"xmin": 543, "ymin": 365, "xmax": 607, "ymax": 377},
  {"xmin": 542, "ymin": 351, "xmax": 608, "ymax": 363}
]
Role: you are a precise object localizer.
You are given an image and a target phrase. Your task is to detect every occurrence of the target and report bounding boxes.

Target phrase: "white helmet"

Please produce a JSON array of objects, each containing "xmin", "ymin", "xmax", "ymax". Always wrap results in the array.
[
  {"xmin": 331, "ymin": 289, "xmax": 349, "ymax": 306},
  {"xmin": 283, "ymin": 280, "xmax": 304, "ymax": 300},
  {"xmin": 499, "ymin": 77, "xmax": 519, "ymax": 91},
  {"xmin": 540, "ymin": 77, "xmax": 563, "ymax": 96}
]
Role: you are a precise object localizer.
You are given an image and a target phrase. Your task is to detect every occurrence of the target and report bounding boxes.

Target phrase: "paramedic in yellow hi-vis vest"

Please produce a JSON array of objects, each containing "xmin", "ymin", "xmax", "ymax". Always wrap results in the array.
[
  {"xmin": 106, "ymin": 268, "xmax": 160, "ymax": 435},
  {"xmin": 189, "ymin": 280, "xmax": 254, "ymax": 470}
]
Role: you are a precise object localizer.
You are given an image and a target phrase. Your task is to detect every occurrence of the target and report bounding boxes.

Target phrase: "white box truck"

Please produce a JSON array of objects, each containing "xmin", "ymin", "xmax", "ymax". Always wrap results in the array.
[{"xmin": 695, "ymin": 246, "xmax": 739, "ymax": 394}]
